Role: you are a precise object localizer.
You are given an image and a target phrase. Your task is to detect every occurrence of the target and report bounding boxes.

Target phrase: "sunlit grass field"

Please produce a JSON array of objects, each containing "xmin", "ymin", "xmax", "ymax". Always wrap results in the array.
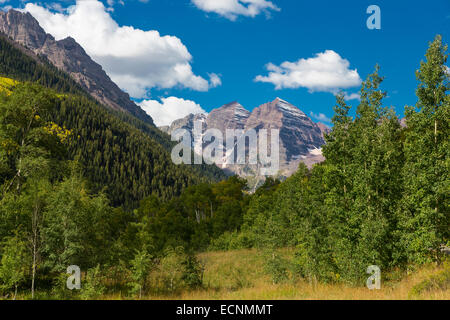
[{"xmin": 103, "ymin": 249, "xmax": 449, "ymax": 300}]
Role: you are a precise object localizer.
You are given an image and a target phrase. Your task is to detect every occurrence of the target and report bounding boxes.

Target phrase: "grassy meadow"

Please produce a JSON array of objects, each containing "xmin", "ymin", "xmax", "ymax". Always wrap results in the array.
[{"xmin": 100, "ymin": 249, "xmax": 449, "ymax": 300}]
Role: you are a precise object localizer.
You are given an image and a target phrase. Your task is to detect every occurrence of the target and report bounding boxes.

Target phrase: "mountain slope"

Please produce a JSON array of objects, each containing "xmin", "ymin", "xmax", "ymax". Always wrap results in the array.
[
  {"xmin": 0, "ymin": 34, "xmax": 225, "ymax": 208},
  {"xmin": 0, "ymin": 9, "xmax": 153, "ymax": 124}
]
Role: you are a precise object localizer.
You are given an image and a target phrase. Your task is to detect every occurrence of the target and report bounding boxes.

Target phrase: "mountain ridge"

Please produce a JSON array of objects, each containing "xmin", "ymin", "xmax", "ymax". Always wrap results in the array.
[
  {"xmin": 162, "ymin": 98, "xmax": 329, "ymax": 180},
  {"xmin": 0, "ymin": 9, "xmax": 153, "ymax": 124}
]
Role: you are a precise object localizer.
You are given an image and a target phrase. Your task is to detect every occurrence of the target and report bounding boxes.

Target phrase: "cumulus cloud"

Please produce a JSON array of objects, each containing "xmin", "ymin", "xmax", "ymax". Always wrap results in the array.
[
  {"xmin": 310, "ymin": 112, "xmax": 332, "ymax": 124},
  {"xmin": 343, "ymin": 92, "xmax": 361, "ymax": 101},
  {"xmin": 139, "ymin": 97, "xmax": 207, "ymax": 127},
  {"xmin": 192, "ymin": 0, "xmax": 280, "ymax": 21},
  {"xmin": 255, "ymin": 50, "xmax": 362, "ymax": 94},
  {"xmin": 23, "ymin": 0, "xmax": 219, "ymax": 98}
]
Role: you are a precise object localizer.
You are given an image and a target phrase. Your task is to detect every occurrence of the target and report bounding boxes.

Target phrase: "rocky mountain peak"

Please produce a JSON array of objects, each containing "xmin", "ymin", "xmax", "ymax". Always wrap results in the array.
[
  {"xmin": 273, "ymin": 97, "xmax": 307, "ymax": 117},
  {"xmin": 162, "ymin": 98, "xmax": 329, "ymax": 181},
  {"xmin": 0, "ymin": 9, "xmax": 153, "ymax": 125},
  {"xmin": 245, "ymin": 98, "xmax": 324, "ymax": 165},
  {"xmin": 207, "ymin": 101, "xmax": 250, "ymax": 132},
  {"xmin": 0, "ymin": 10, "xmax": 51, "ymax": 49},
  {"xmin": 220, "ymin": 101, "xmax": 240, "ymax": 109},
  {"xmin": 171, "ymin": 113, "xmax": 206, "ymax": 131}
]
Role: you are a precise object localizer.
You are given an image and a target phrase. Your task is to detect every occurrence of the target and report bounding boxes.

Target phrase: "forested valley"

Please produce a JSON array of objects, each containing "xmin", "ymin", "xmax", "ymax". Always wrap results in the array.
[{"xmin": 0, "ymin": 35, "xmax": 448, "ymax": 299}]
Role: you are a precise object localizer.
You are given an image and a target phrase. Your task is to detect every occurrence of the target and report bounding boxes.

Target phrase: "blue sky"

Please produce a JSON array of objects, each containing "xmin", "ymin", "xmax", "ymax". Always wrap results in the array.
[{"xmin": 4, "ymin": 0, "xmax": 450, "ymax": 126}]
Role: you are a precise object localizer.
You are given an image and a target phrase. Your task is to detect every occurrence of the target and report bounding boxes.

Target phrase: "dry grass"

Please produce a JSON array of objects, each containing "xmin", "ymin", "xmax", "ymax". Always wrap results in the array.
[{"xmin": 142, "ymin": 249, "xmax": 449, "ymax": 300}]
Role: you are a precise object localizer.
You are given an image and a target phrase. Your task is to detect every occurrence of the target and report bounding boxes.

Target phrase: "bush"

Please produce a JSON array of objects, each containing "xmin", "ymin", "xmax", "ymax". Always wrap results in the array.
[
  {"xmin": 410, "ymin": 261, "xmax": 450, "ymax": 296},
  {"xmin": 80, "ymin": 265, "xmax": 106, "ymax": 300},
  {"xmin": 209, "ymin": 231, "xmax": 255, "ymax": 251},
  {"xmin": 0, "ymin": 235, "xmax": 29, "ymax": 299},
  {"xmin": 158, "ymin": 247, "xmax": 203, "ymax": 294},
  {"xmin": 50, "ymin": 273, "xmax": 78, "ymax": 300},
  {"xmin": 129, "ymin": 250, "xmax": 153, "ymax": 299},
  {"xmin": 263, "ymin": 250, "xmax": 290, "ymax": 284}
]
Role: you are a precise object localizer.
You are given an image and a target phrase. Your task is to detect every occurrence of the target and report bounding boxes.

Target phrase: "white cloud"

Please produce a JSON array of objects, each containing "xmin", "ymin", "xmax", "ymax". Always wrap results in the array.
[
  {"xmin": 192, "ymin": 0, "xmax": 280, "ymax": 21},
  {"xmin": 44, "ymin": 2, "xmax": 65, "ymax": 13},
  {"xmin": 208, "ymin": 73, "xmax": 222, "ymax": 88},
  {"xmin": 343, "ymin": 92, "xmax": 361, "ymax": 101},
  {"xmin": 1, "ymin": 5, "xmax": 12, "ymax": 12},
  {"xmin": 310, "ymin": 112, "xmax": 332, "ymax": 124},
  {"xmin": 139, "ymin": 97, "xmax": 207, "ymax": 127},
  {"xmin": 255, "ymin": 50, "xmax": 362, "ymax": 94},
  {"xmin": 105, "ymin": 0, "xmax": 125, "ymax": 12},
  {"xmin": 23, "ymin": 0, "xmax": 219, "ymax": 99},
  {"xmin": 1, "ymin": 0, "xmax": 11, "ymax": 10}
]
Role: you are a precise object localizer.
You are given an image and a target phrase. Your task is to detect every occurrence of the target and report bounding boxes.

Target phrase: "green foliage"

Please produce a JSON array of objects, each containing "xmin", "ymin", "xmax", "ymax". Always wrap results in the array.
[
  {"xmin": 0, "ymin": 35, "xmax": 85, "ymax": 95},
  {"xmin": 399, "ymin": 35, "xmax": 449, "ymax": 265},
  {"xmin": 0, "ymin": 35, "xmax": 225, "ymax": 209},
  {"xmin": 324, "ymin": 66, "xmax": 405, "ymax": 284},
  {"xmin": 41, "ymin": 172, "xmax": 115, "ymax": 272},
  {"xmin": 0, "ymin": 82, "xmax": 65, "ymax": 195},
  {"xmin": 129, "ymin": 249, "xmax": 153, "ymax": 298},
  {"xmin": 0, "ymin": 32, "xmax": 448, "ymax": 298},
  {"xmin": 0, "ymin": 234, "xmax": 29, "ymax": 298},
  {"xmin": 50, "ymin": 273, "xmax": 77, "ymax": 300},
  {"xmin": 239, "ymin": 35, "xmax": 449, "ymax": 286},
  {"xmin": 263, "ymin": 250, "xmax": 290, "ymax": 284},
  {"xmin": 118, "ymin": 176, "xmax": 249, "ymax": 257},
  {"xmin": 181, "ymin": 254, "xmax": 204, "ymax": 289},
  {"xmin": 158, "ymin": 247, "xmax": 203, "ymax": 293},
  {"xmin": 208, "ymin": 230, "xmax": 254, "ymax": 251},
  {"xmin": 80, "ymin": 265, "xmax": 106, "ymax": 300},
  {"xmin": 52, "ymin": 95, "xmax": 224, "ymax": 209}
]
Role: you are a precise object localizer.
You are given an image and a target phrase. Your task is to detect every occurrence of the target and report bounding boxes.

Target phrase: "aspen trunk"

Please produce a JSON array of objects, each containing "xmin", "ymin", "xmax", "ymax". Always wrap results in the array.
[{"xmin": 31, "ymin": 202, "xmax": 39, "ymax": 299}]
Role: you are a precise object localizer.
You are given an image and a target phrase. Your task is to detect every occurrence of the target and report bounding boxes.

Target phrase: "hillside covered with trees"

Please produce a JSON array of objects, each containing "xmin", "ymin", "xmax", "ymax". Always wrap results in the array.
[
  {"xmin": 0, "ymin": 35, "xmax": 226, "ymax": 209},
  {"xmin": 0, "ymin": 35, "xmax": 448, "ymax": 299}
]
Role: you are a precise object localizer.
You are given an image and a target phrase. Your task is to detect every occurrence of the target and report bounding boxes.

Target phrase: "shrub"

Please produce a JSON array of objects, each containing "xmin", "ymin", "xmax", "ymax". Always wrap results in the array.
[
  {"xmin": 410, "ymin": 261, "xmax": 450, "ymax": 296},
  {"xmin": 80, "ymin": 265, "xmax": 106, "ymax": 300},
  {"xmin": 263, "ymin": 250, "xmax": 290, "ymax": 284},
  {"xmin": 158, "ymin": 247, "xmax": 204, "ymax": 294}
]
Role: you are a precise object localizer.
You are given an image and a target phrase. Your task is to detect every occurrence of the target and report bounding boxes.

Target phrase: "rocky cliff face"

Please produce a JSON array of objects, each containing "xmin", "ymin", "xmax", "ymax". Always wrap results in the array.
[
  {"xmin": 160, "ymin": 113, "xmax": 207, "ymax": 151},
  {"xmin": 162, "ymin": 98, "xmax": 329, "ymax": 182},
  {"xmin": 246, "ymin": 98, "xmax": 325, "ymax": 165},
  {"xmin": 316, "ymin": 122, "xmax": 332, "ymax": 139},
  {"xmin": 163, "ymin": 113, "xmax": 207, "ymax": 133},
  {"xmin": 0, "ymin": 10, "xmax": 153, "ymax": 124},
  {"xmin": 207, "ymin": 101, "xmax": 250, "ymax": 133}
]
